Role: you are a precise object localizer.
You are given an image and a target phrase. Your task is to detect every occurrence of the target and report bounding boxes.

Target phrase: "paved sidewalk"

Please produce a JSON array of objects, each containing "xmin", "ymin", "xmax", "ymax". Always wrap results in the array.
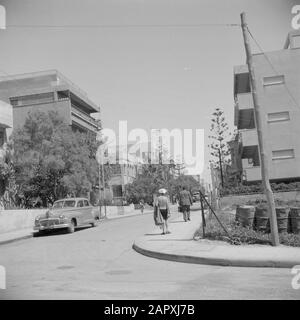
[{"xmin": 133, "ymin": 209, "xmax": 300, "ymax": 268}]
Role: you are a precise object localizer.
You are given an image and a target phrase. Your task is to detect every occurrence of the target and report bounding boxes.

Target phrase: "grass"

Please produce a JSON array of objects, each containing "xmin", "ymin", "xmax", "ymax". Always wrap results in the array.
[{"xmin": 195, "ymin": 210, "xmax": 300, "ymax": 247}]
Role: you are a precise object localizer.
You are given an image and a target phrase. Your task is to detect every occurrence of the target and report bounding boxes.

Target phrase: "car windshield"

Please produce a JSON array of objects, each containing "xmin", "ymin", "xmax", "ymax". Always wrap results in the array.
[
  {"xmin": 52, "ymin": 201, "xmax": 64, "ymax": 209},
  {"xmin": 64, "ymin": 200, "xmax": 76, "ymax": 208}
]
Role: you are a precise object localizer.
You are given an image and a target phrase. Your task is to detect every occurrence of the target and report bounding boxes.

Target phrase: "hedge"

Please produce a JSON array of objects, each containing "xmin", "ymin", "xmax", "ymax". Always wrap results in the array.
[{"xmin": 221, "ymin": 182, "xmax": 300, "ymax": 196}]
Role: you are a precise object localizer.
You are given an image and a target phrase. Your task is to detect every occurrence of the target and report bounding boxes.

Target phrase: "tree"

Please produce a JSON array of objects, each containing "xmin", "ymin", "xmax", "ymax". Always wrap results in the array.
[
  {"xmin": 10, "ymin": 110, "xmax": 100, "ymax": 207},
  {"xmin": 170, "ymin": 175, "xmax": 200, "ymax": 199},
  {"xmin": 0, "ymin": 143, "xmax": 17, "ymax": 208},
  {"xmin": 125, "ymin": 161, "xmax": 200, "ymax": 205},
  {"xmin": 125, "ymin": 162, "xmax": 176, "ymax": 204},
  {"xmin": 209, "ymin": 108, "xmax": 231, "ymax": 187}
]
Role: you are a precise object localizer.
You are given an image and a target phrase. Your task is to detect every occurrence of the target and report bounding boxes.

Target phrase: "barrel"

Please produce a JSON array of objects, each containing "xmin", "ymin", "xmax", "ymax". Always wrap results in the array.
[
  {"xmin": 290, "ymin": 207, "xmax": 300, "ymax": 234},
  {"xmin": 236, "ymin": 205, "xmax": 255, "ymax": 228},
  {"xmin": 275, "ymin": 206, "xmax": 289, "ymax": 233},
  {"xmin": 254, "ymin": 206, "xmax": 270, "ymax": 233}
]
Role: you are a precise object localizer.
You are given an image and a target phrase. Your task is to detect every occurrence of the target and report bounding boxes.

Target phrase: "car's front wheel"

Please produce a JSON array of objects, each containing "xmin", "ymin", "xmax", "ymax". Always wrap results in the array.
[{"xmin": 67, "ymin": 219, "xmax": 76, "ymax": 233}]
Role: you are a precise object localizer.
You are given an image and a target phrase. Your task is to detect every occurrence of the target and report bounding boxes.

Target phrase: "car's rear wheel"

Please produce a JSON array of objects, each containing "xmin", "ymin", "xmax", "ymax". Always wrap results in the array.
[
  {"xmin": 91, "ymin": 220, "xmax": 98, "ymax": 227},
  {"xmin": 67, "ymin": 219, "xmax": 76, "ymax": 233}
]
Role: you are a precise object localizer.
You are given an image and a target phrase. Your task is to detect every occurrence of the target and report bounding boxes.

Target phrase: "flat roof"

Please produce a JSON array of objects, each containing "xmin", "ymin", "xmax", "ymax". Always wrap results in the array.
[{"xmin": 0, "ymin": 69, "xmax": 100, "ymax": 113}]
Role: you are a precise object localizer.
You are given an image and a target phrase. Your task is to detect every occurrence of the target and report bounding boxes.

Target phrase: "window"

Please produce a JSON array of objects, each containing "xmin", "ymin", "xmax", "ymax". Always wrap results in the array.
[
  {"xmin": 57, "ymin": 90, "xmax": 69, "ymax": 100},
  {"xmin": 84, "ymin": 200, "xmax": 90, "ymax": 207},
  {"xmin": 272, "ymin": 149, "xmax": 294, "ymax": 160},
  {"xmin": 10, "ymin": 92, "xmax": 54, "ymax": 107},
  {"xmin": 263, "ymin": 75, "xmax": 284, "ymax": 86},
  {"xmin": 77, "ymin": 200, "xmax": 84, "ymax": 208},
  {"xmin": 63, "ymin": 200, "xmax": 76, "ymax": 208},
  {"xmin": 267, "ymin": 111, "xmax": 290, "ymax": 123},
  {"xmin": 53, "ymin": 201, "xmax": 64, "ymax": 209},
  {"xmin": 112, "ymin": 185, "xmax": 123, "ymax": 197}
]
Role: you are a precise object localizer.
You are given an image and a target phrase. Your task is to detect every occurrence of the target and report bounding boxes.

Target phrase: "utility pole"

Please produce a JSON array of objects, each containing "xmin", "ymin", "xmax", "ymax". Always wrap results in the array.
[
  {"xmin": 97, "ymin": 118, "xmax": 107, "ymax": 219},
  {"xmin": 101, "ymin": 161, "xmax": 107, "ymax": 218},
  {"xmin": 98, "ymin": 162, "xmax": 102, "ymax": 218},
  {"xmin": 97, "ymin": 107, "xmax": 102, "ymax": 219},
  {"xmin": 240, "ymin": 12, "xmax": 279, "ymax": 246}
]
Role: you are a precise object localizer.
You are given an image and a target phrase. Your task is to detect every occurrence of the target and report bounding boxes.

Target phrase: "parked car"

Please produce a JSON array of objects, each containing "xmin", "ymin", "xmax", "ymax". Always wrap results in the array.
[{"xmin": 33, "ymin": 197, "xmax": 100, "ymax": 236}]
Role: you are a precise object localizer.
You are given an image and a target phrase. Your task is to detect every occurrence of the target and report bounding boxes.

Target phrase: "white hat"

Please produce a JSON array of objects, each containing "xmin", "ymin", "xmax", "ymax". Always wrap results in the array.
[{"xmin": 158, "ymin": 188, "xmax": 167, "ymax": 194}]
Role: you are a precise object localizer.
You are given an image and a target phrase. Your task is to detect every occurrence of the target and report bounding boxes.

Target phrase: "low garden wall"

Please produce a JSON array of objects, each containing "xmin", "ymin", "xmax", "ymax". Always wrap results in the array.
[
  {"xmin": 0, "ymin": 209, "xmax": 47, "ymax": 234},
  {"xmin": 103, "ymin": 204, "xmax": 136, "ymax": 218},
  {"xmin": 0, "ymin": 204, "xmax": 138, "ymax": 235},
  {"xmin": 220, "ymin": 190, "xmax": 300, "ymax": 209}
]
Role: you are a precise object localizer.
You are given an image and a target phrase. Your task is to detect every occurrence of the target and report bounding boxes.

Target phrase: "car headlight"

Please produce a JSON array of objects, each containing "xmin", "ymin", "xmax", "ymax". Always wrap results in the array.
[
  {"xmin": 35, "ymin": 216, "xmax": 40, "ymax": 225},
  {"xmin": 59, "ymin": 215, "xmax": 66, "ymax": 220}
]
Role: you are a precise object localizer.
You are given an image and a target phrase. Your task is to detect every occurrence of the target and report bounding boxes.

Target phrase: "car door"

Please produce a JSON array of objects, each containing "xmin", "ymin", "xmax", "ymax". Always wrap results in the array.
[
  {"xmin": 84, "ymin": 199, "xmax": 94, "ymax": 223},
  {"xmin": 76, "ymin": 200, "xmax": 86, "ymax": 225}
]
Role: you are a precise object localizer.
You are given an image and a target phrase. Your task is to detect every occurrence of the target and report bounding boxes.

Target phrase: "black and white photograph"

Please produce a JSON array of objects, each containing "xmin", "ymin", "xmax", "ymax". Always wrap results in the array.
[{"xmin": 0, "ymin": 0, "xmax": 300, "ymax": 303}]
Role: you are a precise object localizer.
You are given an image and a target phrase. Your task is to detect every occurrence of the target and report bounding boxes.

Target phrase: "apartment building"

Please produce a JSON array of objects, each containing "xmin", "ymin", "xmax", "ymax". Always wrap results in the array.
[
  {"xmin": 0, "ymin": 100, "xmax": 13, "ymax": 148},
  {"xmin": 0, "ymin": 70, "xmax": 101, "ymax": 134},
  {"xmin": 233, "ymin": 30, "xmax": 300, "ymax": 183},
  {"xmin": 100, "ymin": 144, "xmax": 143, "ymax": 205}
]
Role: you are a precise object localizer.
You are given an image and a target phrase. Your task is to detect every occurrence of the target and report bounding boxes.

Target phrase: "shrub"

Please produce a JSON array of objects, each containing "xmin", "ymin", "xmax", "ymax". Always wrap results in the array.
[
  {"xmin": 221, "ymin": 181, "xmax": 300, "ymax": 196},
  {"xmin": 195, "ymin": 210, "xmax": 300, "ymax": 247}
]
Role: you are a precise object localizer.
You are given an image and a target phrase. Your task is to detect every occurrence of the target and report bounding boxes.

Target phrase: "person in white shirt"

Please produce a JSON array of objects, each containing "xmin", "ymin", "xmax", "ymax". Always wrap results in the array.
[{"xmin": 156, "ymin": 188, "xmax": 171, "ymax": 235}]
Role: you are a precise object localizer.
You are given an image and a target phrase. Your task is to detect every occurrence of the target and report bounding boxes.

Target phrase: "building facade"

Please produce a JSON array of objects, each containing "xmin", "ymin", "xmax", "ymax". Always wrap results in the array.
[
  {"xmin": 233, "ymin": 30, "xmax": 300, "ymax": 183},
  {"xmin": 0, "ymin": 70, "xmax": 101, "ymax": 134},
  {"xmin": 0, "ymin": 100, "xmax": 13, "ymax": 148}
]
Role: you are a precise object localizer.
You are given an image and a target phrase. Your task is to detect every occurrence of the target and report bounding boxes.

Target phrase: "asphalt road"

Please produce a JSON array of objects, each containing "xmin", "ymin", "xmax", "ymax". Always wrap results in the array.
[{"xmin": 0, "ymin": 213, "xmax": 299, "ymax": 300}]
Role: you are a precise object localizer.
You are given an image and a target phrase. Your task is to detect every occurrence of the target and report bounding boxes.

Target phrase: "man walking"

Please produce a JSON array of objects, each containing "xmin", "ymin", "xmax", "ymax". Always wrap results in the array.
[
  {"xmin": 155, "ymin": 188, "xmax": 171, "ymax": 235},
  {"xmin": 179, "ymin": 186, "xmax": 193, "ymax": 222}
]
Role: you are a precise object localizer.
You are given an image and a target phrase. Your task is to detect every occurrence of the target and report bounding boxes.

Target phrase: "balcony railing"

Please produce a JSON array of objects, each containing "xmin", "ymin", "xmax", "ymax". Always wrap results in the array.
[
  {"xmin": 236, "ymin": 92, "xmax": 253, "ymax": 110},
  {"xmin": 244, "ymin": 166, "xmax": 261, "ymax": 182},
  {"xmin": 71, "ymin": 104, "xmax": 100, "ymax": 129},
  {"xmin": 240, "ymin": 129, "xmax": 258, "ymax": 147}
]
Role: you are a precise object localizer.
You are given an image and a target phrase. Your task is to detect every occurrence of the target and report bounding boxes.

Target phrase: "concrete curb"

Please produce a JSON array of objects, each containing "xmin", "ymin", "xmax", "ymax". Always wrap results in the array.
[
  {"xmin": 132, "ymin": 239, "xmax": 300, "ymax": 268},
  {"xmin": 133, "ymin": 209, "xmax": 300, "ymax": 269},
  {"xmin": 0, "ymin": 233, "xmax": 33, "ymax": 245}
]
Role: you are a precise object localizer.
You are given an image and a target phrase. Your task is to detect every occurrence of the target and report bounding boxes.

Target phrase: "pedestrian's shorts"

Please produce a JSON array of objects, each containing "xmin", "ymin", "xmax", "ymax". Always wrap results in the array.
[{"xmin": 160, "ymin": 209, "xmax": 168, "ymax": 220}]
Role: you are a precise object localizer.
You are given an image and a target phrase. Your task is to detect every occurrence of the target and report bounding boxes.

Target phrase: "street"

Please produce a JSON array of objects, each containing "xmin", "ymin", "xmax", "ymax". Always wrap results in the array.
[{"xmin": 0, "ymin": 213, "xmax": 299, "ymax": 300}]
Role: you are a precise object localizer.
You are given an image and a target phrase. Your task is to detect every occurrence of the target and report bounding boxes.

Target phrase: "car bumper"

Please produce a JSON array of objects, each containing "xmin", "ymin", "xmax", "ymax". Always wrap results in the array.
[{"xmin": 33, "ymin": 223, "xmax": 70, "ymax": 232}]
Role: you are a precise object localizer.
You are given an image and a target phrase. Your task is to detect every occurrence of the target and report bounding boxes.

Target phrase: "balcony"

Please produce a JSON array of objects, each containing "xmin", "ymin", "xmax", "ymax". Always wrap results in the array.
[
  {"xmin": 236, "ymin": 108, "xmax": 255, "ymax": 130},
  {"xmin": 236, "ymin": 92, "xmax": 253, "ymax": 110},
  {"xmin": 243, "ymin": 166, "xmax": 261, "ymax": 182},
  {"xmin": 71, "ymin": 105, "xmax": 100, "ymax": 132},
  {"xmin": 240, "ymin": 129, "xmax": 258, "ymax": 147}
]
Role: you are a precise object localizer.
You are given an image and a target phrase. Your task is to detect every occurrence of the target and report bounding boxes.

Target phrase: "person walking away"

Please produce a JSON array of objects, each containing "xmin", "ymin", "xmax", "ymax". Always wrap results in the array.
[
  {"xmin": 139, "ymin": 199, "xmax": 145, "ymax": 214},
  {"xmin": 156, "ymin": 188, "xmax": 171, "ymax": 235},
  {"xmin": 179, "ymin": 186, "xmax": 193, "ymax": 222}
]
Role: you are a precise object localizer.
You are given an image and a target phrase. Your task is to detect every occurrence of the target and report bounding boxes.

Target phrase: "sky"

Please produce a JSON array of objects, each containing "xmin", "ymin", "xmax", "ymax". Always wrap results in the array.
[{"xmin": 0, "ymin": 0, "xmax": 298, "ymax": 183}]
